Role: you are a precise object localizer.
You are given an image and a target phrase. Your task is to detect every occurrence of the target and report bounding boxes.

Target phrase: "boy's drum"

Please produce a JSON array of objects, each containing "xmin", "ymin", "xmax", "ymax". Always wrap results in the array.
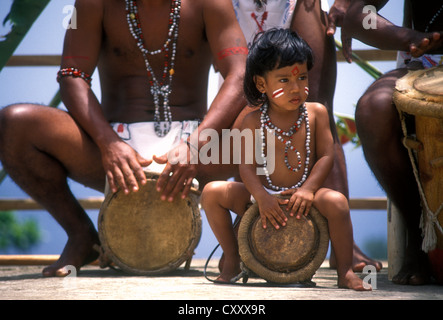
[
  {"xmin": 98, "ymin": 172, "xmax": 201, "ymax": 275},
  {"xmin": 238, "ymin": 196, "xmax": 329, "ymax": 284},
  {"xmin": 394, "ymin": 65, "xmax": 443, "ymax": 283}
]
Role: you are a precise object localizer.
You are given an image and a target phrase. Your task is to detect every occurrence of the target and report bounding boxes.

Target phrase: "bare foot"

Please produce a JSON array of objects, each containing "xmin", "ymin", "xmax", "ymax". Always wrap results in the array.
[
  {"xmin": 42, "ymin": 229, "xmax": 99, "ymax": 277},
  {"xmin": 338, "ymin": 270, "xmax": 372, "ymax": 291},
  {"xmin": 216, "ymin": 257, "xmax": 241, "ymax": 283},
  {"xmin": 392, "ymin": 251, "xmax": 431, "ymax": 285},
  {"xmin": 330, "ymin": 243, "xmax": 383, "ymax": 272}
]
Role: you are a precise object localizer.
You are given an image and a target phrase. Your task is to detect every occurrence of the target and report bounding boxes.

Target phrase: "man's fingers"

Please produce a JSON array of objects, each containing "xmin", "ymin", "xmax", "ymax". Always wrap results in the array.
[
  {"xmin": 106, "ymin": 171, "xmax": 117, "ymax": 194},
  {"xmin": 341, "ymin": 33, "xmax": 353, "ymax": 63},
  {"xmin": 181, "ymin": 178, "xmax": 193, "ymax": 199},
  {"xmin": 152, "ymin": 154, "xmax": 168, "ymax": 164},
  {"xmin": 326, "ymin": 21, "xmax": 336, "ymax": 37}
]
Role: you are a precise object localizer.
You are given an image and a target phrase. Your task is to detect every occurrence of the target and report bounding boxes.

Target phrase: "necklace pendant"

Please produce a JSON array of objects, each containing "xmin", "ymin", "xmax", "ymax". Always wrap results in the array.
[{"xmin": 126, "ymin": 0, "xmax": 181, "ymax": 137}]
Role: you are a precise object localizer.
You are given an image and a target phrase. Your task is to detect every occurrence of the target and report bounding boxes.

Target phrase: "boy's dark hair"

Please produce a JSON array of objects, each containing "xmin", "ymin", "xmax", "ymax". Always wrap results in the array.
[{"xmin": 243, "ymin": 28, "xmax": 314, "ymax": 107}]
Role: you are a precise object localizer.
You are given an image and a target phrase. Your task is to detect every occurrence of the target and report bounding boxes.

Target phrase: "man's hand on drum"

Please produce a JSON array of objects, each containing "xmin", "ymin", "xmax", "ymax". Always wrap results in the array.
[
  {"xmin": 256, "ymin": 194, "xmax": 288, "ymax": 230},
  {"xmin": 280, "ymin": 188, "xmax": 314, "ymax": 220},
  {"xmin": 102, "ymin": 140, "xmax": 151, "ymax": 195},
  {"xmin": 153, "ymin": 141, "xmax": 198, "ymax": 202}
]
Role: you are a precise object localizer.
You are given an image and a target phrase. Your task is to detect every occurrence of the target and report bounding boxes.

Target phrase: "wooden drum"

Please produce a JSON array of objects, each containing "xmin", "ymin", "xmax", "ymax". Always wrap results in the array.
[
  {"xmin": 394, "ymin": 65, "xmax": 443, "ymax": 283},
  {"xmin": 98, "ymin": 172, "xmax": 201, "ymax": 275},
  {"xmin": 238, "ymin": 196, "xmax": 329, "ymax": 284}
]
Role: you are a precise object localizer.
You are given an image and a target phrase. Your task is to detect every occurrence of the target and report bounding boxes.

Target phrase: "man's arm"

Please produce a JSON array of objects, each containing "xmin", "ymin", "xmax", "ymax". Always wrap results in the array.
[
  {"xmin": 341, "ymin": 0, "xmax": 442, "ymax": 62},
  {"xmin": 199, "ymin": 0, "xmax": 248, "ymax": 138},
  {"xmin": 155, "ymin": 0, "xmax": 248, "ymax": 200},
  {"xmin": 59, "ymin": 0, "xmax": 149, "ymax": 194}
]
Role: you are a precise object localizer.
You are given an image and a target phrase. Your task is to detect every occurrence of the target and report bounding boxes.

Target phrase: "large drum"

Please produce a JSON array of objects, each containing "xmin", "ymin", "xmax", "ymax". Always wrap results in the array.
[
  {"xmin": 238, "ymin": 196, "xmax": 329, "ymax": 284},
  {"xmin": 394, "ymin": 65, "xmax": 443, "ymax": 284},
  {"xmin": 98, "ymin": 172, "xmax": 201, "ymax": 275}
]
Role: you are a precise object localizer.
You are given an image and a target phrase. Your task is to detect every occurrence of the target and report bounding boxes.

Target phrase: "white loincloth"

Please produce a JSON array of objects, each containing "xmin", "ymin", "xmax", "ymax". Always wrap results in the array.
[
  {"xmin": 232, "ymin": 0, "xmax": 330, "ymax": 47},
  {"xmin": 111, "ymin": 120, "xmax": 199, "ymax": 174},
  {"xmin": 396, "ymin": 51, "xmax": 443, "ymax": 69},
  {"xmin": 250, "ymin": 185, "xmax": 281, "ymax": 203}
]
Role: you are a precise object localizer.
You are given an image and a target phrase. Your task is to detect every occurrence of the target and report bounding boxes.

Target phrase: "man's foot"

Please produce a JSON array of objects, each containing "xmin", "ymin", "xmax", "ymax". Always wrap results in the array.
[
  {"xmin": 338, "ymin": 270, "xmax": 372, "ymax": 291},
  {"xmin": 330, "ymin": 243, "xmax": 383, "ymax": 272},
  {"xmin": 42, "ymin": 231, "xmax": 99, "ymax": 277},
  {"xmin": 392, "ymin": 251, "xmax": 431, "ymax": 285}
]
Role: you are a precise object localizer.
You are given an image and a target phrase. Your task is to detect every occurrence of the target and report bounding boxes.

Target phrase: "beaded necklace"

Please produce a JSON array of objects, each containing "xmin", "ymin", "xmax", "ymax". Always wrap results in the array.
[
  {"xmin": 125, "ymin": 0, "xmax": 181, "ymax": 137},
  {"xmin": 260, "ymin": 103, "xmax": 311, "ymax": 191},
  {"xmin": 425, "ymin": 4, "xmax": 443, "ymax": 32}
]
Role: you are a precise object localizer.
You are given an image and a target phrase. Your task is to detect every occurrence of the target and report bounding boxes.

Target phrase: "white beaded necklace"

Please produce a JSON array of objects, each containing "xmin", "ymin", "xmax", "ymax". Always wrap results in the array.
[
  {"xmin": 260, "ymin": 103, "xmax": 311, "ymax": 191},
  {"xmin": 425, "ymin": 4, "xmax": 443, "ymax": 32},
  {"xmin": 125, "ymin": 0, "xmax": 181, "ymax": 137}
]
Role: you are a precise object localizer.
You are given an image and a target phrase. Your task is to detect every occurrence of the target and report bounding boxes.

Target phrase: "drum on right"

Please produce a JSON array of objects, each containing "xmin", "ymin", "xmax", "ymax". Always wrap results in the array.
[{"xmin": 394, "ymin": 65, "xmax": 443, "ymax": 284}]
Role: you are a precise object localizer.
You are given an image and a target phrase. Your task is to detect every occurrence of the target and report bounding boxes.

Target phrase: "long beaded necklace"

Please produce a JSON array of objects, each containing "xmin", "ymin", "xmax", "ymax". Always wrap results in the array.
[
  {"xmin": 260, "ymin": 103, "xmax": 311, "ymax": 191},
  {"xmin": 425, "ymin": 4, "xmax": 443, "ymax": 32},
  {"xmin": 125, "ymin": 0, "xmax": 181, "ymax": 137}
]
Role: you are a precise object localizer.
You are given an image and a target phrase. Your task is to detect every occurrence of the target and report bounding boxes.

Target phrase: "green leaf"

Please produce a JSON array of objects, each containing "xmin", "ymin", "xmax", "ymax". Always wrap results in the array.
[
  {"xmin": 335, "ymin": 39, "xmax": 383, "ymax": 80},
  {"xmin": 0, "ymin": 0, "xmax": 51, "ymax": 72}
]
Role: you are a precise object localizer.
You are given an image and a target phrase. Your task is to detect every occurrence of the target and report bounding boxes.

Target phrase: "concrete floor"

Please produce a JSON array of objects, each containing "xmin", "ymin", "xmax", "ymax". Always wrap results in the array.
[{"xmin": 1, "ymin": 259, "xmax": 442, "ymax": 301}]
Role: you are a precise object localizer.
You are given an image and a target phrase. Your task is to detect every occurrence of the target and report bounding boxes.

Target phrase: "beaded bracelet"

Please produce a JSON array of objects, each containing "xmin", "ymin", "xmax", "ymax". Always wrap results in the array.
[{"xmin": 57, "ymin": 67, "xmax": 92, "ymax": 86}]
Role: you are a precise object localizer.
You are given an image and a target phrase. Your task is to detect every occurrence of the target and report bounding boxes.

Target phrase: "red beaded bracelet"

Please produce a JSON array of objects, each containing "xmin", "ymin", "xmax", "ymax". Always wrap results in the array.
[{"xmin": 57, "ymin": 67, "xmax": 92, "ymax": 86}]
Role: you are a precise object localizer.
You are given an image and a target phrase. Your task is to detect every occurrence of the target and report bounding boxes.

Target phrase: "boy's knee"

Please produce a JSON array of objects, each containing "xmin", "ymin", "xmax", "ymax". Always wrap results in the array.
[
  {"xmin": 201, "ymin": 181, "xmax": 225, "ymax": 207},
  {"xmin": 325, "ymin": 191, "xmax": 349, "ymax": 217}
]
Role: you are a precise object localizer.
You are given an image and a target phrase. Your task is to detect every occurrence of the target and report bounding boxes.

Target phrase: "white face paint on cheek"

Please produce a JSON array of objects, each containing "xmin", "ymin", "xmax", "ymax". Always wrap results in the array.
[{"xmin": 272, "ymin": 88, "xmax": 284, "ymax": 98}]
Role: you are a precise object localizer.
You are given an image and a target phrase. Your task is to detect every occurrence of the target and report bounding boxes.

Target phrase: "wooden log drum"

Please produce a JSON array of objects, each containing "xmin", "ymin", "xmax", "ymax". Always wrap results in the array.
[
  {"xmin": 238, "ymin": 196, "xmax": 329, "ymax": 284},
  {"xmin": 98, "ymin": 171, "xmax": 201, "ymax": 275},
  {"xmin": 394, "ymin": 65, "xmax": 443, "ymax": 284}
]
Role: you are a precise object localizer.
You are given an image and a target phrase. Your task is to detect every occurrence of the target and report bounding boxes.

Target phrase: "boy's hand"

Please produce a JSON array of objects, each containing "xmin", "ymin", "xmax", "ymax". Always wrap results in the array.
[
  {"xmin": 256, "ymin": 194, "xmax": 289, "ymax": 230},
  {"xmin": 280, "ymin": 188, "xmax": 314, "ymax": 219}
]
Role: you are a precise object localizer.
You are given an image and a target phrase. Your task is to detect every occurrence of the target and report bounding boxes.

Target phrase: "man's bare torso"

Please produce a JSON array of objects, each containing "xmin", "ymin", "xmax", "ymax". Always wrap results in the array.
[{"xmin": 96, "ymin": 0, "xmax": 212, "ymax": 123}]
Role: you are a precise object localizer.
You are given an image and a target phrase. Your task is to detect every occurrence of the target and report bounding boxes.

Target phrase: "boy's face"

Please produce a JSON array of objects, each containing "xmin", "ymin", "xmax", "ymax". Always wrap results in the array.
[{"xmin": 255, "ymin": 62, "xmax": 309, "ymax": 111}]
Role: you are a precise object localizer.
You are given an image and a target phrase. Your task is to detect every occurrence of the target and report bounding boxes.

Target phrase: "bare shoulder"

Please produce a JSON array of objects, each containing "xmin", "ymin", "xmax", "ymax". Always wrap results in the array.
[
  {"xmin": 305, "ymin": 102, "xmax": 328, "ymax": 115},
  {"xmin": 241, "ymin": 109, "xmax": 261, "ymax": 130},
  {"xmin": 305, "ymin": 102, "xmax": 330, "ymax": 126}
]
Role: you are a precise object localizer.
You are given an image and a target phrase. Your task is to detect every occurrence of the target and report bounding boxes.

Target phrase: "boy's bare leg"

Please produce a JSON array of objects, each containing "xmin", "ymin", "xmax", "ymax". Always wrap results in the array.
[
  {"xmin": 201, "ymin": 181, "xmax": 250, "ymax": 282},
  {"xmin": 0, "ymin": 104, "xmax": 106, "ymax": 276},
  {"xmin": 314, "ymin": 188, "xmax": 371, "ymax": 291},
  {"xmin": 291, "ymin": 1, "xmax": 381, "ymax": 272}
]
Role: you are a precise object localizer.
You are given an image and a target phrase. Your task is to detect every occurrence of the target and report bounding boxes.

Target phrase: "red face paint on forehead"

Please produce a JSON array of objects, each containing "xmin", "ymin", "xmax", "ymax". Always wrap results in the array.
[{"xmin": 291, "ymin": 65, "xmax": 299, "ymax": 76}]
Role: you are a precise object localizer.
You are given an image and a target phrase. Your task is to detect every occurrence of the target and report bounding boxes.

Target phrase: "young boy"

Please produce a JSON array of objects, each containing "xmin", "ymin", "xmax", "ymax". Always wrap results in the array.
[{"xmin": 201, "ymin": 28, "xmax": 370, "ymax": 291}]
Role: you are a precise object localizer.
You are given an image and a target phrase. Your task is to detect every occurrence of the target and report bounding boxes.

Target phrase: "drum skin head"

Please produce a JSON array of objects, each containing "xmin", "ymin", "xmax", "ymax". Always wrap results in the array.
[
  {"xmin": 394, "ymin": 65, "xmax": 443, "ymax": 118},
  {"xmin": 98, "ymin": 172, "xmax": 201, "ymax": 275},
  {"xmin": 238, "ymin": 197, "xmax": 329, "ymax": 284}
]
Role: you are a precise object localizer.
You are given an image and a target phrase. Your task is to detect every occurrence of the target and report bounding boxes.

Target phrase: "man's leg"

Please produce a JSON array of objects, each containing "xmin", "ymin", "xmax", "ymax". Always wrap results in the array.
[
  {"xmin": 0, "ymin": 104, "xmax": 106, "ymax": 276},
  {"xmin": 355, "ymin": 70, "xmax": 430, "ymax": 284}
]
